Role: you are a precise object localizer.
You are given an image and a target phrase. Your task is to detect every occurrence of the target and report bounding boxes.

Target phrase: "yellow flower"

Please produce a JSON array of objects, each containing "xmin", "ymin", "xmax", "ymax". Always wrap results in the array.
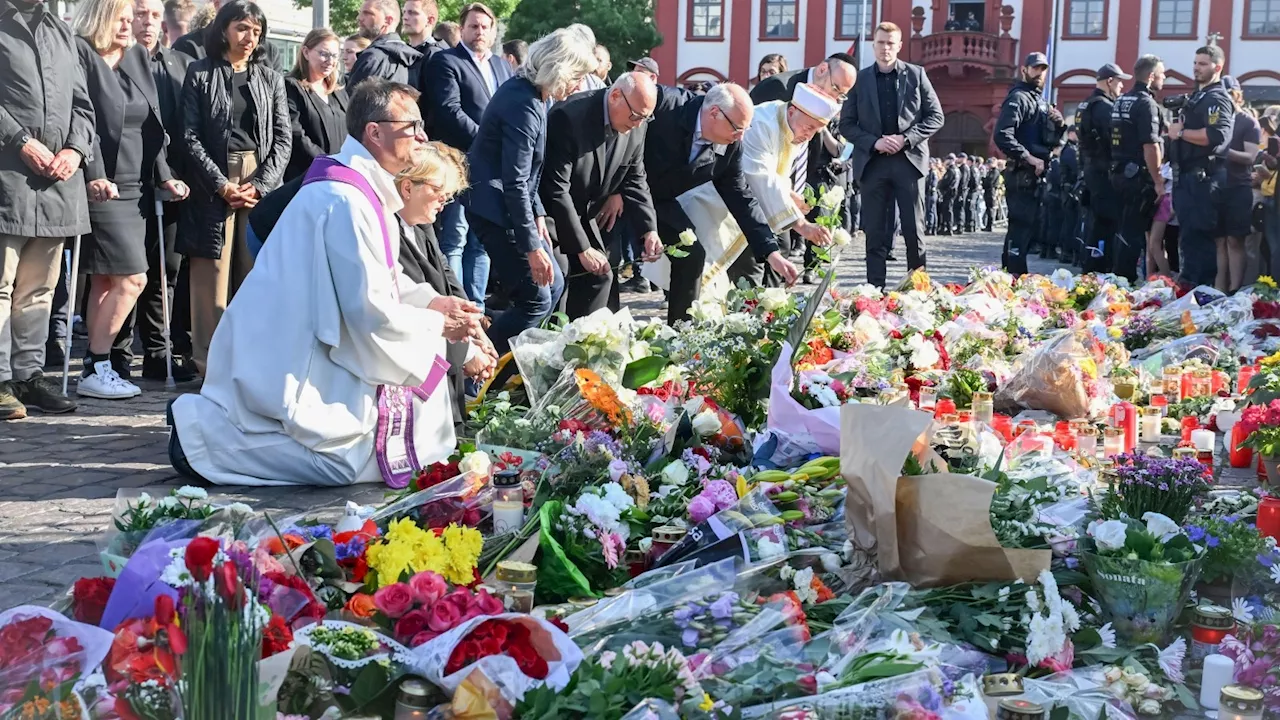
[
  {"xmin": 366, "ymin": 536, "xmax": 415, "ymax": 587},
  {"xmin": 1107, "ymin": 327, "xmax": 1122, "ymax": 339},
  {"xmin": 699, "ymin": 693, "xmax": 715, "ymax": 712},
  {"xmin": 1260, "ymin": 275, "xmax": 1277, "ymax": 289},
  {"xmin": 441, "ymin": 523, "xmax": 484, "ymax": 586},
  {"xmin": 1262, "ymin": 351, "xmax": 1280, "ymax": 367}
]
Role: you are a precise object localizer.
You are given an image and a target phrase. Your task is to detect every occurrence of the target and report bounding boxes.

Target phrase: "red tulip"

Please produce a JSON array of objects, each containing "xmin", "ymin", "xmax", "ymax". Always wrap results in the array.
[
  {"xmin": 154, "ymin": 594, "xmax": 176, "ymax": 625},
  {"xmin": 167, "ymin": 623, "xmax": 188, "ymax": 655},
  {"xmin": 216, "ymin": 561, "xmax": 241, "ymax": 602},
  {"xmin": 185, "ymin": 536, "xmax": 220, "ymax": 582}
]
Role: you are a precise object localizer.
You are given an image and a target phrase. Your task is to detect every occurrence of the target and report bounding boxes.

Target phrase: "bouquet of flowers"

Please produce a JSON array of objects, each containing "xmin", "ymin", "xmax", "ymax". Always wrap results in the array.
[
  {"xmin": 1096, "ymin": 453, "xmax": 1209, "ymax": 524},
  {"xmin": 0, "ymin": 607, "xmax": 113, "ymax": 719},
  {"xmin": 997, "ymin": 328, "xmax": 1112, "ymax": 420},
  {"xmin": 1080, "ymin": 514, "xmax": 1204, "ymax": 644},
  {"xmin": 347, "ymin": 570, "xmax": 503, "ymax": 647},
  {"xmin": 537, "ymin": 482, "xmax": 640, "ymax": 602},
  {"xmin": 362, "ymin": 519, "xmax": 484, "ymax": 589},
  {"xmin": 102, "ymin": 595, "xmax": 190, "ymax": 720},
  {"xmin": 1220, "ymin": 623, "xmax": 1280, "ymax": 712},
  {"xmin": 509, "ymin": 308, "xmax": 638, "ymax": 403},
  {"xmin": 1240, "ymin": 399, "xmax": 1280, "ymax": 457}
]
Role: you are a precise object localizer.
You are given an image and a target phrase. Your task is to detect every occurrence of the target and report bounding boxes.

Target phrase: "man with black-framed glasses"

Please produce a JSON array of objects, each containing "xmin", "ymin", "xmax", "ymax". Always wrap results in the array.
[{"xmin": 541, "ymin": 72, "xmax": 663, "ymax": 318}]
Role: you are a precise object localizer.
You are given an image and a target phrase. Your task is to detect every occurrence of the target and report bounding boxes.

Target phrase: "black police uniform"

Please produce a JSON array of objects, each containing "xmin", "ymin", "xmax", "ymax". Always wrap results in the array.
[
  {"xmin": 982, "ymin": 166, "xmax": 997, "ymax": 231},
  {"xmin": 1059, "ymin": 138, "xmax": 1082, "ymax": 262},
  {"xmin": 938, "ymin": 162, "xmax": 957, "ymax": 233},
  {"xmin": 964, "ymin": 162, "xmax": 980, "ymax": 231},
  {"xmin": 1108, "ymin": 81, "xmax": 1165, "ymax": 282},
  {"xmin": 953, "ymin": 161, "xmax": 969, "ymax": 234},
  {"xmin": 925, "ymin": 168, "xmax": 938, "ymax": 234},
  {"xmin": 1171, "ymin": 81, "xmax": 1235, "ymax": 287},
  {"xmin": 1075, "ymin": 87, "xmax": 1120, "ymax": 272},
  {"xmin": 993, "ymin": 79, "xmax": 1066, "ymax": 275}
]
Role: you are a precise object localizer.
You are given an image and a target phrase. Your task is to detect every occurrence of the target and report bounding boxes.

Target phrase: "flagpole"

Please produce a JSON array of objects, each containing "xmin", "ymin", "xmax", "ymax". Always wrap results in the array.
[
  {"xmin": 1046, "ymin": 0, "xmax": 1060, "ymax": 103},
  {"xmin": 860, "ymin": 0, "xmax": 871, "ymax": 68}
]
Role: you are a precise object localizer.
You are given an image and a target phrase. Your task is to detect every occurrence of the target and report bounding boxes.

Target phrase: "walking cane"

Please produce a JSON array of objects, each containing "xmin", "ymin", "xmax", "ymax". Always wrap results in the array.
[
  {"xmin": 60, "ymin": 234, "xmax": 81, "ymax": 396},
  {"xmin": 155, "ymin": 197, "xmax": 176, "ymax": 389}
]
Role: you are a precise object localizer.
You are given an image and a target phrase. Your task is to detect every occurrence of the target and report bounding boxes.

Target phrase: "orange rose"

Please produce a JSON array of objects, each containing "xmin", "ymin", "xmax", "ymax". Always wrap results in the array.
[{"xmin": 346, "ymin": 593, "xmax": 377, "ymax": 619}]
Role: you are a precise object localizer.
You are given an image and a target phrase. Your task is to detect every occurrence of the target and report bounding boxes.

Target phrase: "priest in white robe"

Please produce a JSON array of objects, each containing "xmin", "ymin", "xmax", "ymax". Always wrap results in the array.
[
  {"xmin": 167, "ymin": 80, "xmax": 487, "ymax": 487},
  {"xmin": 643, "ymin": 83, "xmax": 841, "ymax": 298}
]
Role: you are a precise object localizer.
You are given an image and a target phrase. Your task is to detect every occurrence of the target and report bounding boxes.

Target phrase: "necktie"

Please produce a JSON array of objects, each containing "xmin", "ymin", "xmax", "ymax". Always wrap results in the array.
[{"xmin": 790, "ymin": 143, "xmax": 810, "ymax": 193}]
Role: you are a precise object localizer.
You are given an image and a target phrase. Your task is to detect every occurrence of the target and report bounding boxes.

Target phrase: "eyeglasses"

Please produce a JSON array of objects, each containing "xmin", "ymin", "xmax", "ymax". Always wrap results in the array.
[
  {"xmin": 620, "ymin": 92, "xmax": 652, "ymax": 123},
  {"xmin": 720, "ymin": 108, "xmax": 743, "ymax": 134},
  {"xmin": 373, "ymin": 119, "xmax": 426, "ymax": 136},
  {"xmin": 313, "ymin": 50, "xmax": 339, "ymax": 62}
]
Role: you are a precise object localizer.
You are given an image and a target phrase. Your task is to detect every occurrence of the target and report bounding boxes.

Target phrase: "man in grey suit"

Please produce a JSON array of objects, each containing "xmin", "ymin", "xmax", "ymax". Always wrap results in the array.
[{"xmin": 839, "ymin": 22, "xmax": 944, "ymax": 288}]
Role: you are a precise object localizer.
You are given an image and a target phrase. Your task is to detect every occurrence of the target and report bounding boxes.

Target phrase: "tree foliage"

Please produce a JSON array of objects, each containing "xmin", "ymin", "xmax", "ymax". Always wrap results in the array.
[
  {"xmin": 504, "ymin": 0, "xmax": 661, "ymax": 75},
  {"xmin": 292, "ymin": 0, "xmax": 522, "ymax": 40}
]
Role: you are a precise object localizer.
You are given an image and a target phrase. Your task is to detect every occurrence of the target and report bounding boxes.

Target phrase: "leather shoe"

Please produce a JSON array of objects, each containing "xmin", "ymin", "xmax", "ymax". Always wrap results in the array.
[{"xmin": 142, "ymin": 356, "xmax": 197, "ymax": 382}]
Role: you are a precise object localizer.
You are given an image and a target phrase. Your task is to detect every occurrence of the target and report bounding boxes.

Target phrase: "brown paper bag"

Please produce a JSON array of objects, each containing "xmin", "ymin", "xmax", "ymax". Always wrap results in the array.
[{"xmin": 840, "ymin": 404, "xmax": 1051, "ymax": 588}]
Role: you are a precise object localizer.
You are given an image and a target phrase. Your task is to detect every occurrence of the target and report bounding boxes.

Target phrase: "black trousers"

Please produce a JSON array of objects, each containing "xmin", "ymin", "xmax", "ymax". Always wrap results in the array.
[
  {"xmin": 983, "ymin": 191, "xmax": 995, "ymax": 231},
  {"xmin": 664, "ymin": 223, "xmax": 706, "ymax": 324},
  {"xmin": 1002, "ymin": 180, "xmax": 1040, "ymax": 276},
  {"xmin": 1041, "ymin": 194, "xmax": 1062, "ymax": 255},
  {"xmin": 114, "ymin": 207, "xmax": 190, "ymax": 362},
  {"xmin": 951, "ymin": 193, "xmax": 964, "ymax": 232},
  {"xmin": 1113, "ymin": 175, "xmax": 1157, "ymax": 282},
  {"xmin": 1081, "ymin": 167, "xmax": 1121, "ymax": 273},
  {"xmin": 1059, "ymin": 198, "xmax": 1081, "ymax": 262},
  {"xmin": 564, "ymin": 249, "xmax": 619, "ymax": 319},
  {"xmin": 937, "ymin": 193, "xmax": 953, "ymax": 232},
  {"xmin": 860, "ymin": 154, "xmax": 926, "ymax": 288}
]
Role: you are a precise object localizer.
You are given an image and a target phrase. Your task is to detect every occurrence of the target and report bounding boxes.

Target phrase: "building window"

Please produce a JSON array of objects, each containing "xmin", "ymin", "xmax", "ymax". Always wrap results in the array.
[
  {"xmin": 761, "ymin": 0, "xmax": 798, "ymax": 39},
  {"xmin": 1066, "ymin": 0, "xmax": 1107, "ymax": 36},
  {"xmin": 1153, "ymin": 0, "xmax": 1196, "ymax": 36},
  {"xmin": 688, "ymin": 0, "xmax": 724, "ymax": 39},
  {"xmin": 836, "ymin": 0, "xmax": 874, "ymax": 39},
  {"xmin": 1246, "ymin": 0, "xmax": 1280, "ymax": 35}
]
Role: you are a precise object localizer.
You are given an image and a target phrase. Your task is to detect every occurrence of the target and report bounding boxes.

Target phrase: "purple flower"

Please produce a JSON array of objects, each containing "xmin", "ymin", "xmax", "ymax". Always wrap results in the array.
[
  {"xmin": 703, "ymin": 480, "xmax": 739, "ymax": 510},
  {"xmin": 1188, "ymin": 526, "xmax": 1206, "ymax": 542},
  {"xmin": 688, "ymin": 495, "xmax": 717, "ymax": 524},
  {"xmin": 1065, "ymin": 556, "xmax": 1079, "ymax": 570},
  {"xmin": 681, "ymin": 627, "xmax": 700, "ymax": 647},
  {"xmin": 674, "ymin": 606, "xmax": 693, "ymax": 624},
  {"xmin": 1207, "ymin": 535, "xmax": 1221, "ymax": 548},
  {"xmin": 710, "ymin": 592, "xmax": 738, "ymax": 619},
  {"xmin": 1259, "ymin": 553, "xmax": 1275, "ymax": 568},
  {"xmin": 608, "ymin": 459, "xmax": 629, "ymax": 483}
]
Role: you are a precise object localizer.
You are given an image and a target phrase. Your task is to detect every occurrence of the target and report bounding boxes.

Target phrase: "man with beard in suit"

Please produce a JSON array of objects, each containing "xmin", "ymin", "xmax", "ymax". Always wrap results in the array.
[{"xmin": 541, "ymin": 72, "xmax": 663, "ymax": 318}]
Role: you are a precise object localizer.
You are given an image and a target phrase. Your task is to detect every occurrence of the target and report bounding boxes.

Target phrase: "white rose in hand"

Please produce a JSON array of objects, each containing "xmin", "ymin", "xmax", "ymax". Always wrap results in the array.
[
  {"xmin": 759, "ymin": 287, "xmax": 789, "ymax": 312},
  {"xmin": 678, "ymin": 229, "xmax": 698, "ymax": 247},
  {"xmin": 1141, "ymin": 512, "xmax": 1181, "ymax": 541},
  {"xmin": 1088, "ymin": 519, "xmax": 1130, "ymax": 552},
  {"xmin": 831, "ymin": 228, "xmax": 853, "ymax": 247},
  {"xmin": 691, "ymin": 408, "xmax": 722, "ymax": 437}
]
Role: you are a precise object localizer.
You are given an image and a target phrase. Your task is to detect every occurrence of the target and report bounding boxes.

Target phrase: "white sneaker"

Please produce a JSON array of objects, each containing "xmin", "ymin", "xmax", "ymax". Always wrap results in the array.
[{"xmin": 77, "ymin": 360, "xmax": 142, "ymax": 399}]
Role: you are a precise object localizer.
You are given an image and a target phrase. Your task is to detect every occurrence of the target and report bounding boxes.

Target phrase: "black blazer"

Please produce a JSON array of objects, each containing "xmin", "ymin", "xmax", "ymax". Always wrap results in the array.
[
  {"xmin": 147, "ymin": 45, "xmax": 190, "ymax": 177},
  {"xmin": 75, "ymin": 39, "xmax": 172, "ymax": 189},
  {"xmin": 462, "ymin": 75, "xmax": 547, "ymax": 253},
  {"xmin": 425, "ymin": 44, "xmax": 514, "ymax": 151},
  {"xmin": 540, "ymin": 89, "xmax": 658, "ymax": 256},
  {"xmin": 749, "ymin": 69, "xmax": 804, "ymax": 105},
  {"xmin": 398, "ymin": 222, "xmax": 469, "ymax": 428},
  {"xmin": 172, "ymin": 25, "xmax": 283, "ymax": 73},
  {"xmin": 643, "ymin": 90, "xmax": 778, "ymax": 260},
  {"xmin": 838, "ymin": 60, "xmax": 944, "ymax": 181},
  {"xmin": 284, "ymin": 78, "xmax": 348, "ymax": 181}
]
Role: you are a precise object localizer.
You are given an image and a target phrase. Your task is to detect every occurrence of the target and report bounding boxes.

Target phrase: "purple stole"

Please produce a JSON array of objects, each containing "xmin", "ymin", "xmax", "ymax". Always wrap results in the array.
[{"xmin": 302, "ymin": 156, "xmax": 450, "ymax": 488}]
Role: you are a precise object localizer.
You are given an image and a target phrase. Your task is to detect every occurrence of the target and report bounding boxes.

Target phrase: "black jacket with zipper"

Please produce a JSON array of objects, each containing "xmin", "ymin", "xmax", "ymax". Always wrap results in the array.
[
  {"xmin": 347, "ymin": 33, "xmax": 422, "ymax": 88},
  {"xmin": 178, "ymin": 56, "xmax": 291, "ymax": 258}
]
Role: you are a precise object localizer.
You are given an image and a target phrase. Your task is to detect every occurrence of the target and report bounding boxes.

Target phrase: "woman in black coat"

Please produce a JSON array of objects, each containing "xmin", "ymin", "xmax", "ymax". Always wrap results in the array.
[
  {"xmin": 178, "ymin": 0, "xmax": 290, "ymax": 374},
  {"xmin": 284, "ymin": 28, "xmax": 349, "ymax": 181},
  {"xmin": 73, "ymin": 0, "xmax": 188, "ymax": 399}
]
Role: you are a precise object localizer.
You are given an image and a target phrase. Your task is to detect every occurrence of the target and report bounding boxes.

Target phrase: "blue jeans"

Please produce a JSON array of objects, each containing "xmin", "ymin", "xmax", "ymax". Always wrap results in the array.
[
  {"xmin": 470, "ymin": 212, "xmax": 564, "ymax": 356},
  {"xmin": 437, "ymin": 200, "xmax": 490, "ymax": 311}
]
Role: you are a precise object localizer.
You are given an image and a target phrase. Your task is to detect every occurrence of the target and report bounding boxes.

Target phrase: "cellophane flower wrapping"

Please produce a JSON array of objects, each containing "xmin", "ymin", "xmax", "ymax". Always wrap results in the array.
[
  {"xmin": 739, "ymin": 666, "xmax": 987, "ymax": 719},
  {"xmin": 996, "ymin": 328, "xmax": 1112, "ymax": 420},
  {"xmin": 1020, "ymin": 668, "xmax": 1140, "ymax": 720},
  {"xmin": 0, "ymin": 606, "xmax": 114, "ymax": 713},
  {"xmin": 405, "ymin": 613, "xmax": 581, "ymax": 703},
  {"xmin": 565, "ymin": 559, "xmax": 739, "ymax": 645},
  {"xmin": 367, "ymin": 471, "xmax": 490, "ymax": 531},
  {"xmin": 510, "ymin": 308, "xmax": 636, "ymax": 405},
  {"xmin": 1080, "ymin": 553, "xmax": 1201, "ymax": 646}
]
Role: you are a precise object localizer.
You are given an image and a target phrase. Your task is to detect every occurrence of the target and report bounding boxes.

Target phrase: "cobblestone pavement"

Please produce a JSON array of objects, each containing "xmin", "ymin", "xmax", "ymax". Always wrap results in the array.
[{"xmin": 0, "ymin": 227, "xmax": 1063, "ymax": 608}]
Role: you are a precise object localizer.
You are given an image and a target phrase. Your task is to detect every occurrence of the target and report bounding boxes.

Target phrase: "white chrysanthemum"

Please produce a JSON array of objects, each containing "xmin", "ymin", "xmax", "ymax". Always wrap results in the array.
[
  {"xmin": 759, "ymin": 287, "xmax": 789, "ymax": 312},
  {"xmin": 818, "ymin": 185, "xmax": 845, "ymax": 210},
  {"xmin": 792, "ymin": 567, "xmax": 818, "ymax": 605},
  {"xmin": 226, "ymin": 502, "xmax": 253, "ymax": 515},
  {"xmin": 1158, "ymin": 637, "xmax": 1187, "ymax": 683},
  {"xmin": 137, "ymin": 492, "xmax": 153, "ymax": 505},
  {"xmin": 1233, "ymin": 597, "xmax": 1256, "ymax": 624},
  {"xmin": 756, "ymin": 537, "xmax": 786, "ymax": 559},
  {"xmin": 175, "ymin": 486, "xmax": 208, "ymax": 500},
  {"xmin": 1097, "ymin": 622, "xmax": 1116, "ymax": 649},
  {"xmin": 158, "ymin": 496, "xmax": 181, "ymax": 510}
]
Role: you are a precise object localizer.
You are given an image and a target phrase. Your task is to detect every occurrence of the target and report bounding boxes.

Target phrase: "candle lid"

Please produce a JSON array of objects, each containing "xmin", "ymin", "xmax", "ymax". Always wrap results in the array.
[
  {"xmin": 1192, "ymin": 604, "xmax": 1235, "ymax": 630},
  {"xmin": 1173, "ymin": 447, "xmax": 1198, "ymax": 460},
  {"xmin": 604, "ymin": 587, "xmax": 626, "ymax": 597},
  {"xmin": 1221, "ymin": 685, "xmax": 1264, "ymax": 713},
  {"xmin": 973, "ymin": 391, "xmax": 993, "ymax": 402},
  {"xmin": 568, "ymin": 596, "xmax": 599, "ymax": 608},
  {"xmin": 996, "ymin": 698, "xmax": 1044, "ymax": 720},
  {"xmin": 982, "ymin": 672, "xmax": 1024, "ymax": 696},
  {"xmin": 1142, "ymin": 406, "xmax": 1162, "ymax": 416},
  {"xmin": 652, "ymin": 525, "xmax": 687, "ymax": 543},
  {"xmin": 399, "ymin": 678, "xmax": 430, "ymax": 697},
  {"xmin": 495, "ymin": 560, "xmax": 538, "ymax": 584},
  {"xmin": 493, "ymin": 469, "xmax": 521, "ymax": 487}
]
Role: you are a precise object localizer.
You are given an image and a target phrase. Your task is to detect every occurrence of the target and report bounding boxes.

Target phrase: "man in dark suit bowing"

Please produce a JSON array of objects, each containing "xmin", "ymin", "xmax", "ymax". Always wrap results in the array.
[
  {"xmin": 642, "ymin": 83, "xmax": 799, "ymax": 323},
  {"xmin": 541, "ymin": 72, "xmax": 663, "ymax": 318},
  {"xmin": 839, "ymin": 21, "xmax": 944, "ymax": 288},
  {"xmin": 424, "ymin": 1, "xmax": 513, "ymax": 310}
]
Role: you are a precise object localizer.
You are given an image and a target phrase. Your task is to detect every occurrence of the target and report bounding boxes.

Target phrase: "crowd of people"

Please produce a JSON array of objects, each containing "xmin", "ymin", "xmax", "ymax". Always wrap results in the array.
[{"xmin": 994, "ymin": 47, "xmax": 1280, "ymax": 291}]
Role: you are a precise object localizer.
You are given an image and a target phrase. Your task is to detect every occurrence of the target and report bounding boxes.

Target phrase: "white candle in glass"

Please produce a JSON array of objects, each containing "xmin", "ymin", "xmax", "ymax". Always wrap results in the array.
[
  {"xmin": 1201, "ymin": 654, "xmax": 1234, "ymax": 710},
  {"xmin": 1192, "ymin": 428, "xmax": 1216, "ymax": 452}
]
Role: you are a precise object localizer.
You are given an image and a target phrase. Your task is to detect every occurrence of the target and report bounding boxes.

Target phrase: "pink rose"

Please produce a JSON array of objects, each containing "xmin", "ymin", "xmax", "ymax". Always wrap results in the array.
[
  {"xmin": 1038, "ymin": 639, "xmax": 1075, "ymax": 673},
  {"xmin": 394, "ymin": 608, "xmax": 431, "ymax": 641},
  {"xmin": 428, "ymin": 597, "xmax": 463, "ymax": 632},
  {"xmin": 410, "ymin": 630, "xmax": 440, "ymax": 648},
  {"xmin": 472, "ymin": 589, "xmax": 504, "ymax": 617},
  {"xmin": 688, "ymin": 494, "xmax": 717, "ymax": 524},
  {"xmin": 440, "ymin": 588, "xmax": 472, "ymax": 615},
  {"xmin": 373, "ymin": 583, "xmax": 415, "ymax": 619},
  {"xmin": 409, "ymin": 571, "xmax": 448, "ymax": 607}
]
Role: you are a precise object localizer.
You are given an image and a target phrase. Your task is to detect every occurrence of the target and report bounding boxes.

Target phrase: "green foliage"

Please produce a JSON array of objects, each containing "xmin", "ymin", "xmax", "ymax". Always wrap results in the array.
[
  {"xmin": 289, "ymin": 0, "xmax": 522, "ymax": 44},
  {"xmin": 505, "ymin": 0, "xmax": 661, "ymax": 71}
]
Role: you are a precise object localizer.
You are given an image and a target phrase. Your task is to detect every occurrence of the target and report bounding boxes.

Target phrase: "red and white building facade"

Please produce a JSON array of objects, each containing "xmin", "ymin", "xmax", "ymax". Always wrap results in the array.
[{"xmin": 647, "ymin": 0, "xmax": 1280, "ymax": 156}]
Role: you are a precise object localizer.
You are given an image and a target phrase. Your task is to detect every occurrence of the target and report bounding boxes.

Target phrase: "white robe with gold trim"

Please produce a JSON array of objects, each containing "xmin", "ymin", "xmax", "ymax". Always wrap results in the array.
[
  {"xmin": 642, "ymin": 101, "xmax": 802, "ymax": 297},
  {"xmin": 170, "ymin": 138, "xmax": 455, "ymax": 487}
]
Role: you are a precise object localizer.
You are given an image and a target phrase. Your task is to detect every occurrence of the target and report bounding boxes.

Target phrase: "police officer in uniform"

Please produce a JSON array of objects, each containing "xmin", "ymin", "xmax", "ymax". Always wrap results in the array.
[
  {"xmin": 994, "ymin": 52, "xmax": 1066, "ymax": 275},
  {"xmin": 924, "ymin": 159, "xmax": 939, "ymax": 235},
  {"xmin": 1076, "ymin": 63, "xmax": 1130, "ymax": 272},
  {"xmin": 1169, "ymin": 44, "xmax": 1235, "ymax": 287},
  {"xmin": 1059, "ymin": 126, "xmax": 1082, "ymax": 263},
  {"xmin": 982, "ymin": 157, "xmax": 997, "ymax": 232},
  {"xmin": 938, "ymin": 154, "xmax": 958, "ymax": 234},
  {"xmin": 954, "ymin": 154, "xmax": 970, "ymax": 235},
  {"xmin": 1109, "ymin": 55, "xmax": 1167, "ymax": 282},
  {"xmin": 964, "ymin": 156, "xmax": 980, "ymax": 231}
]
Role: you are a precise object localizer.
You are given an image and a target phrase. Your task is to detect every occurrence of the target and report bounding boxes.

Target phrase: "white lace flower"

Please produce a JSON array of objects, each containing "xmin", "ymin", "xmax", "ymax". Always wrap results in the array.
[
  {"xmin": 1234, "ymin": 597, "xmax": 1256, "ymax": 624},
  {"xmin": 1158, "ymin": 637, "xmax": 1187, "ymax": 683},
  {"xmin": 175, "ymin": 486, "xmax": 208, "ymax": 501},
  {"xmin": 1097, "ymin": 622, "xmax": 1117, "ymax": 649}
]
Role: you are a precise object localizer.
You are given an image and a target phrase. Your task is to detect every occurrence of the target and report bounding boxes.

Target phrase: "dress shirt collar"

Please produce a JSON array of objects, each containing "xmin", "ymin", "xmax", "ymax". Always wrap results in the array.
[{"xmin": 691, "ymin": 113, "xmax": 727, "ymax": 157}]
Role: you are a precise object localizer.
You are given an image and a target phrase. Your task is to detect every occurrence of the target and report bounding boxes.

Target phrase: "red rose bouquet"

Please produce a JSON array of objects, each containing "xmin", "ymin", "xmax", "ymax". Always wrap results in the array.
[
  {"xmin": 444, "ymin": 619, "xmax": 547, "ymax": 678},
  {"xmin": 413, "ymin": 614, "xmax": 582, "ymax": 700},
  {"xmin": 71, "ymin": 576, "xmax": 115, "ymax": 626},
  {"xmin": 0, "ymin": 607, "xmax": 114, "ymax": 718}
]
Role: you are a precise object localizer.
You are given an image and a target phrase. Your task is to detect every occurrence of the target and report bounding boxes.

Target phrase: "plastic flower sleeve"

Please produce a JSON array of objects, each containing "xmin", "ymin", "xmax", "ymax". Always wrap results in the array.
[
  {"xmin": 0, "ymin": 605, "xmax": 115, "ymax": 700},
  {"xmin": 621, "ymin": 698, "xmax": 682, "ymax": 720},
  {"xmin": 996, "ymin": 328, "xmax": 1112, "ymax": 420},
  {"xmin": 740, "ymin": 666, "xmax": 987, "ymax": 719},
  {"xmin": 509, "ymin": 327, "xmax": 568, "ymax": 405},
  {"xmin": 366, "ymin": 471, "xmax": 491, "ymax": 530},
  {"xmin": 652, "ymin": 486, "xmax": 782, "ymax": 568},
  {"xmin": 566, "ymin": 558, "xmax": 739, "ymax": 641},
  {"xmin": 693, "ymin": 622, "xmax": 818, "ymax": 709},
  {"xmin": 1021, "ymin": 668, "xmax": 1139, "ymax": 720}
]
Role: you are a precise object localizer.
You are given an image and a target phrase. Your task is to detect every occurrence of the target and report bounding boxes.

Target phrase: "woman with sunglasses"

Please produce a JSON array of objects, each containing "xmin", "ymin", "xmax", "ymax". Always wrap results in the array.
[
  {"xmin": 178, "ymin": 0, "xmax": 290, "ymax": 376},
  {"xmin": 284, "ymin": 28, "xmax": 349, "ymax": 181}
]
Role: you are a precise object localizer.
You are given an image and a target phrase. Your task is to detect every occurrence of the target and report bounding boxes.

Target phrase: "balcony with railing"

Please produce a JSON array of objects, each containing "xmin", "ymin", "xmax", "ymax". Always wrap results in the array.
[{"xmin": 908, "ymin": 5, "xmax": 1019, "ymax": 80}]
